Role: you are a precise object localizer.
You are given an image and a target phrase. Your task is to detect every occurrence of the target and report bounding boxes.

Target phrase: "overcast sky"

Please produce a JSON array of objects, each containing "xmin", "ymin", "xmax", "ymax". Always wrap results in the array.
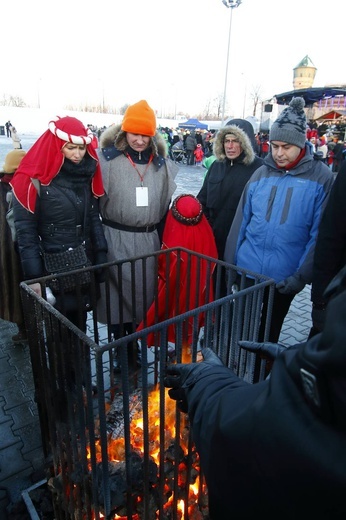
[{"xmin": 1, "ymin": 0, "xmax": 344, "ymax": 119}]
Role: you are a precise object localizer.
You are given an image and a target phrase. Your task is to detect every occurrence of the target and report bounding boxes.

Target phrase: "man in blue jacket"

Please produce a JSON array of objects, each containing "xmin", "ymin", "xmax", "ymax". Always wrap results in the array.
[{"xmin": 224, "ymin": 97, "xmax": 334, "ymax": 342}]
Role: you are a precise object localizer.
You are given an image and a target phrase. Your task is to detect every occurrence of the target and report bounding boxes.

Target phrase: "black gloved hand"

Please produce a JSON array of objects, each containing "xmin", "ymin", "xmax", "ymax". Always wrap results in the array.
[
  {"xmin": 164, "ymin": 347, "xmax": 224, "ymax": 413},
  {"xmin": 94, "ymin": 251, "xmax": 108, "ymax": 283},
  {"xmin": 276, "ymin": 274, "xmax": 305, "ymax": 295},
  {"xmin": 238, "ymin": 340, "xmax": 286, "ymax": 360}
]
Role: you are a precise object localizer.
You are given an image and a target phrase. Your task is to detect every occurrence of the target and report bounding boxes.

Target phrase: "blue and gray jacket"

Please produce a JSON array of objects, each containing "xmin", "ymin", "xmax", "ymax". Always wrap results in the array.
[{"xmin": 224, "ymin": 147, "xmax": 334, "ymax": 283}]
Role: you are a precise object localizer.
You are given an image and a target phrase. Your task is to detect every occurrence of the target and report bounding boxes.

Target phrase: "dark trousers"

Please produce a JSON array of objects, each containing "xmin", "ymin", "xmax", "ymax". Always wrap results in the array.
[
  {"xmin": 186, "ymin": 150, "xmax": 194, "ymax": 165},
  {"xmin": 259, "ymin": 287, "xmax": 295, "ymax": 343}
]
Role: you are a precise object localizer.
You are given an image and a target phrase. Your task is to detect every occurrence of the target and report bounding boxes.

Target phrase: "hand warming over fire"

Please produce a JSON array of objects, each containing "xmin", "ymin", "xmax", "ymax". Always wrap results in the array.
[
  {"xmin": 238, "ymin": 340, "xmax": 287, "ymax": 360},
  {"xmin": 164, "ymin": 347, "xmax": 224, "ymax": 413}
]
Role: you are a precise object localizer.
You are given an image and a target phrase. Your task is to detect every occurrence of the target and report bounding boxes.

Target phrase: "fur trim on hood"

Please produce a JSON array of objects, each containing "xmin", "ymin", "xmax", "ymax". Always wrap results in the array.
[
  {"xmin": 213, "ymin": 123, "xmax": 256, "ymax": 165},
  {"xmin": 99, "ymin": 123, "xmax": 168, "ymax": 158}
]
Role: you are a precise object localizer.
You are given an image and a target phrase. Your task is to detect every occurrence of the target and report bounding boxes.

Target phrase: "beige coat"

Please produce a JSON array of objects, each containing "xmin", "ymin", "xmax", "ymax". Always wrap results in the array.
[{"xmin": 11, "ymin": 128, "xmax": 21, "ymax": 149}]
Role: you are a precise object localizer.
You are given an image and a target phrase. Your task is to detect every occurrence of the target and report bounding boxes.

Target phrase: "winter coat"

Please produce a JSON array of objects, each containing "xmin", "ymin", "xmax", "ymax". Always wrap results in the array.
[
  {"xmin": 185, "ymin": 134, "xmax": 197, "ymax": 151},
  {"xmin": 194, "ymin": 146, "xmax": 204, "ymax": 162},
  {"xmin": 11, "ymin": 129, "xmax": 21, "ymax": 149},
  {"xmin": 197, "ymin": 121, "xmax": 263, "ymax": 259},
  {"xmin": 224, "ymin": 148, "xmax": 335, "ymax": 283},
  {"xmin": 12, "ymin": 157, "xmax": 108, "ymax": 281},
  {"xmin": 181, "ymin": 287, "xmax": 346, "ymax": 519},
  {"xmin": 96, "ymin": 124, "xmax": 178, "ymax": 325},
  {"xmin": 0, "ymin": 180, "xmax": 24, "ymax": 327},
  {"xmin": 311, "ymin": 161, "xmax": 346, "ymax": 308}
]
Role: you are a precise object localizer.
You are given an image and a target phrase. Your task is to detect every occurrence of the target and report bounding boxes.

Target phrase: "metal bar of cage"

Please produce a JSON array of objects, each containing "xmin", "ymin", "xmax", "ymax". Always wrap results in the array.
[{"xmin": 20, "ymin": 247, "xmax": 275, "ymax": 520}]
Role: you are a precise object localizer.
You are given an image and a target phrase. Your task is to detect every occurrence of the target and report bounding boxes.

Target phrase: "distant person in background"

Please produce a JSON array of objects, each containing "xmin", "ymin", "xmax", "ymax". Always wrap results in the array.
[
  {"xmin": 316, "ymin": 136, "xmax": 328, "ymax": 163},
  {"xmin": 202, "ymin": 153, "xmax": 216, "ymax": 178},
  {"xmin": 0, "ymin": 149, "xmax": 27, "ymax": 343},
  {"xmin": 185, "ymin": 131, "xmax": 197, "ymax": 166},
  {"xmin": 332, "ymin": 139, "xmax": 345, "ymax": 173},
  {"xmin": 193, "ymin": 143, "xmax": 204, "ymax": 167},
  {"xmin": 5, "ymin": 120, "xmax": 12, "ymax": 138},
  {"xmin": 11, "ymin": 126, "xmax": 22, "ymax": 149}
]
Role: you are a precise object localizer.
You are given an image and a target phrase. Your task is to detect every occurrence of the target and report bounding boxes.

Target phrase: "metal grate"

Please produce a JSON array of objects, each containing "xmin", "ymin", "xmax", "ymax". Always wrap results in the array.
[{"xmin": 20, "ymin": 248, "xmax": 275, "ymax": 520}]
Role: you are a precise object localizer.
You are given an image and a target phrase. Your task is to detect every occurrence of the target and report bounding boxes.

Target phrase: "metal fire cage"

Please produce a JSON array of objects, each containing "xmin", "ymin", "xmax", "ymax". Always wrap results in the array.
[{"xmin": 20, "ymin": 248, "xmax": 275, "ymax": 520}]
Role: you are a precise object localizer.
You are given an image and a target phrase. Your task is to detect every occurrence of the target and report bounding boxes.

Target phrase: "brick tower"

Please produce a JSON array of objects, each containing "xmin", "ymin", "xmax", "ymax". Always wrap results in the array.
[{"xmin": 293, "ymin": 55, "xmax": 317, "ymax": 89}]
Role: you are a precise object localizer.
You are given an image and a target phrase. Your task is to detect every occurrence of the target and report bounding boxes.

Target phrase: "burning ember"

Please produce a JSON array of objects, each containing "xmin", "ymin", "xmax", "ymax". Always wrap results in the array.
[{"xmin": 88, "ymin": 386, "xmax": 209, "ymax": 519}]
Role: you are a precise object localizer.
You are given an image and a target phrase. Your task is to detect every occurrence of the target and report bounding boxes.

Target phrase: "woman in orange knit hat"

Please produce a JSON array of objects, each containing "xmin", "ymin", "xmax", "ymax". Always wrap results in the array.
[{"xmin": 96, "ymin": 99, "xmax": 179, "ymax": 371}]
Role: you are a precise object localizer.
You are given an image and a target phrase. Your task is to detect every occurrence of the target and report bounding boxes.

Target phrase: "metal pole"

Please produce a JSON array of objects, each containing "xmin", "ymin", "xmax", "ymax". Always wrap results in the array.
[
  {"xmin": 220, "ymin": 1, "xmax": 241, "ymax": 126},
  {"xmin": 221, "ymin": 7, "xmax": 233, "ymax": 126}
]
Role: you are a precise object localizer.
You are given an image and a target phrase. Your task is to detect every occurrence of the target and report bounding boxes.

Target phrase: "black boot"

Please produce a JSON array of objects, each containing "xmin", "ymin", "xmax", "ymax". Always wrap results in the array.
[{"xmin": 128, "ymin": 341, "xmax": 141, "ymax": 370}]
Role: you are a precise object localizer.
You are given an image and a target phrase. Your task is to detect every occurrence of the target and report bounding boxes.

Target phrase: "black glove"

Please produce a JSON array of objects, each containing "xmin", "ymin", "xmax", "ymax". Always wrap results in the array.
[
  {"xmin": 238, "ymin": 340, "xmax": 286, "ymax": 360},
  {"xmin": 164, "ymin": 347, "xmax": 224, "ymax": 413},
  {"xmin": 276, "ymin": 274, "xmax": 305, "ymax": 295},
  {"xmin": 94, "ymin": 251, "xmax": 108, "ymax": 283}
]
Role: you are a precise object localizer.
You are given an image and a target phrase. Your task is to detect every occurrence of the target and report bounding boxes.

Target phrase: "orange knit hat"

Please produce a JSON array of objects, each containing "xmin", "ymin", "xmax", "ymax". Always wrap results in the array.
[{"xmin": 121, "ymin": 100, "xmax": 156, "ymax": 137}]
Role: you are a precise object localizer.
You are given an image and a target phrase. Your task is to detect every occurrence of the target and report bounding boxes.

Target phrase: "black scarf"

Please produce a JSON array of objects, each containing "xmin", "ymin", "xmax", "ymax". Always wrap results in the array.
[{"xmin": 54, "ymin": 155, "xmax": 97, "ymax": 190}]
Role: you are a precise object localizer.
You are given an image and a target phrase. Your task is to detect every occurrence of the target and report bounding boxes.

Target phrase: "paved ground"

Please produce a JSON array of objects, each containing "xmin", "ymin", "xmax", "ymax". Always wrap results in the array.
[{"xmin": 0, "ymin": 135, "xmax": 312, "ymax": 517}]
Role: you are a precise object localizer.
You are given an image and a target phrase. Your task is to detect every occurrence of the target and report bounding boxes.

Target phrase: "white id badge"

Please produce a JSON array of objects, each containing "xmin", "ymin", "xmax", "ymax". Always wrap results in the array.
[{"xmin": 136, "ymin": 186, "xmax": 149, "ymax": 206}]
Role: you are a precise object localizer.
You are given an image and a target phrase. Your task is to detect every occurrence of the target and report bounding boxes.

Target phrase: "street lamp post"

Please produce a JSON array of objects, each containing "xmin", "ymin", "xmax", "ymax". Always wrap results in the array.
[{"xmin": 221, "ymin": 0, "xmax": 242, "ymax": 126}]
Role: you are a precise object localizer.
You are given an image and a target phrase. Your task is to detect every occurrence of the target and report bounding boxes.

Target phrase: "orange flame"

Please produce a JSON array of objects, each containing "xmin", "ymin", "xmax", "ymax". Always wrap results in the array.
[{"xmin": 87, "ymin": 386, "xmax": 208, "ymax": 519}]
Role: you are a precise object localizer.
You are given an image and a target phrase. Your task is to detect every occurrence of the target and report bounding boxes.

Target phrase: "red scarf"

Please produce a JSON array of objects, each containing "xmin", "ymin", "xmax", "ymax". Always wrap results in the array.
[
  {"xmin": 10, "ymin": 116, "xmax": 104, "ymax": 212},
  {"xmin": 275, "ymin": 147, "xmax": 306, "ymax": 170}
]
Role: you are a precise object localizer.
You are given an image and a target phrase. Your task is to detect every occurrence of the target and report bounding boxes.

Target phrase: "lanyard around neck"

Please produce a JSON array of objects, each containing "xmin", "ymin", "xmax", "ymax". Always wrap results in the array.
[{"xmin": 125, "ymin": 153, "xmax": 153, "ymax": 187}]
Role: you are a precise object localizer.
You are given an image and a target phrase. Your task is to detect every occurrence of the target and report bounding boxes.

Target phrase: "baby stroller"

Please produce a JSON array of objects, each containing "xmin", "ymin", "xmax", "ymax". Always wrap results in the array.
[{"xmin": 171, "ymin": 142, "xmax": 187, "ymax": 164}]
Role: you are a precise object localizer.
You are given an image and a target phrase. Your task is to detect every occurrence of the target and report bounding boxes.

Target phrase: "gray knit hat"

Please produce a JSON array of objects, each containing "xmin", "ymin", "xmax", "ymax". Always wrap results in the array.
[{"xmin": 269, "ymin": 97, "xmax": 307, "ymax": 149}]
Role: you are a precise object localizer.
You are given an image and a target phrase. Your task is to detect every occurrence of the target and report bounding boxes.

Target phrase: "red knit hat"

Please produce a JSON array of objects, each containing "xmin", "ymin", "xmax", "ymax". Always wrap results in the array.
[{"xmin": 121, "ymin": 100, "xmax": 156, "ymax": 137}]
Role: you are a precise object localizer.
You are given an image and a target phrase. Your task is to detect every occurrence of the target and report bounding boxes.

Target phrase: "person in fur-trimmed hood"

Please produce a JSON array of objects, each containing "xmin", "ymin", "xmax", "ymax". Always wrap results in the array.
[
  {"xmin": 96, "ymin": 100, "xmax": 178, "ymax": 370},
  {"xmin": 197, "ymin": 119, "xmax": 263, "ymax": 295}
]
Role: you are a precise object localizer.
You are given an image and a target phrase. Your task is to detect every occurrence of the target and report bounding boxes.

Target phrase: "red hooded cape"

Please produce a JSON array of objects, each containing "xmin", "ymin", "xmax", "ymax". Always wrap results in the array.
[
  {"xmin": 10, "ymin": 116, "xmax": 104, "ymax": 213},
  {"xmin": 137, "ymin": 194, "xmax": 218, "ymax": 348}
]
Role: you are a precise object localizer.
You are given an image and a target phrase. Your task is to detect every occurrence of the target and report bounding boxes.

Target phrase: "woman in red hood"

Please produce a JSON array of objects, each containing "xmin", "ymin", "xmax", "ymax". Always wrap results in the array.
[{"xmin": 11, "ymin": 116, "xmax": 108, "ymax": 328}]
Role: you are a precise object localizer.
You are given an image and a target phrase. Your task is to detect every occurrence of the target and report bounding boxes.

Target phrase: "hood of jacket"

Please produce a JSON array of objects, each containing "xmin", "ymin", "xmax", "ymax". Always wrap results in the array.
[
  {"xmin": 99, "ymin": 123, "xmax": 167, "ymax": 158},
  {"xmin": 213, "ymin": 121, "xmax": 256, "ymax": 165}
]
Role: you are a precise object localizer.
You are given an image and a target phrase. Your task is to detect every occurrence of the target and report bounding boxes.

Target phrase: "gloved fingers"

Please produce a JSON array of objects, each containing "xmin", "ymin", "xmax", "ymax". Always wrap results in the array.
[
  {"xmin": 168, "ymin": 388, "xmax": 188, "ymax": 413},
  {"xmin": 201, "ymin": 347, "xmax": 224, "ymax": 366},
  {"xmin": 239, "ymin": 340, "xmax": 286, "ymax": 359},
  {"xmin": 168, "ymin": 387, "xmax": 185, "ymax": 401},
  {"xmin": 165, "ymin": 363, "xmax": 185, "ymax": 377},
  {"xmin": 276, "ymin": 284, "xmax": 288, "ymax": 295},
  {"xmin": 238, "ymin": 340, "xmax": 264, "ymax": 352},
  {"xmin": 164, "ymin": 374, "xmax": 181, "ymax": 388}
]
